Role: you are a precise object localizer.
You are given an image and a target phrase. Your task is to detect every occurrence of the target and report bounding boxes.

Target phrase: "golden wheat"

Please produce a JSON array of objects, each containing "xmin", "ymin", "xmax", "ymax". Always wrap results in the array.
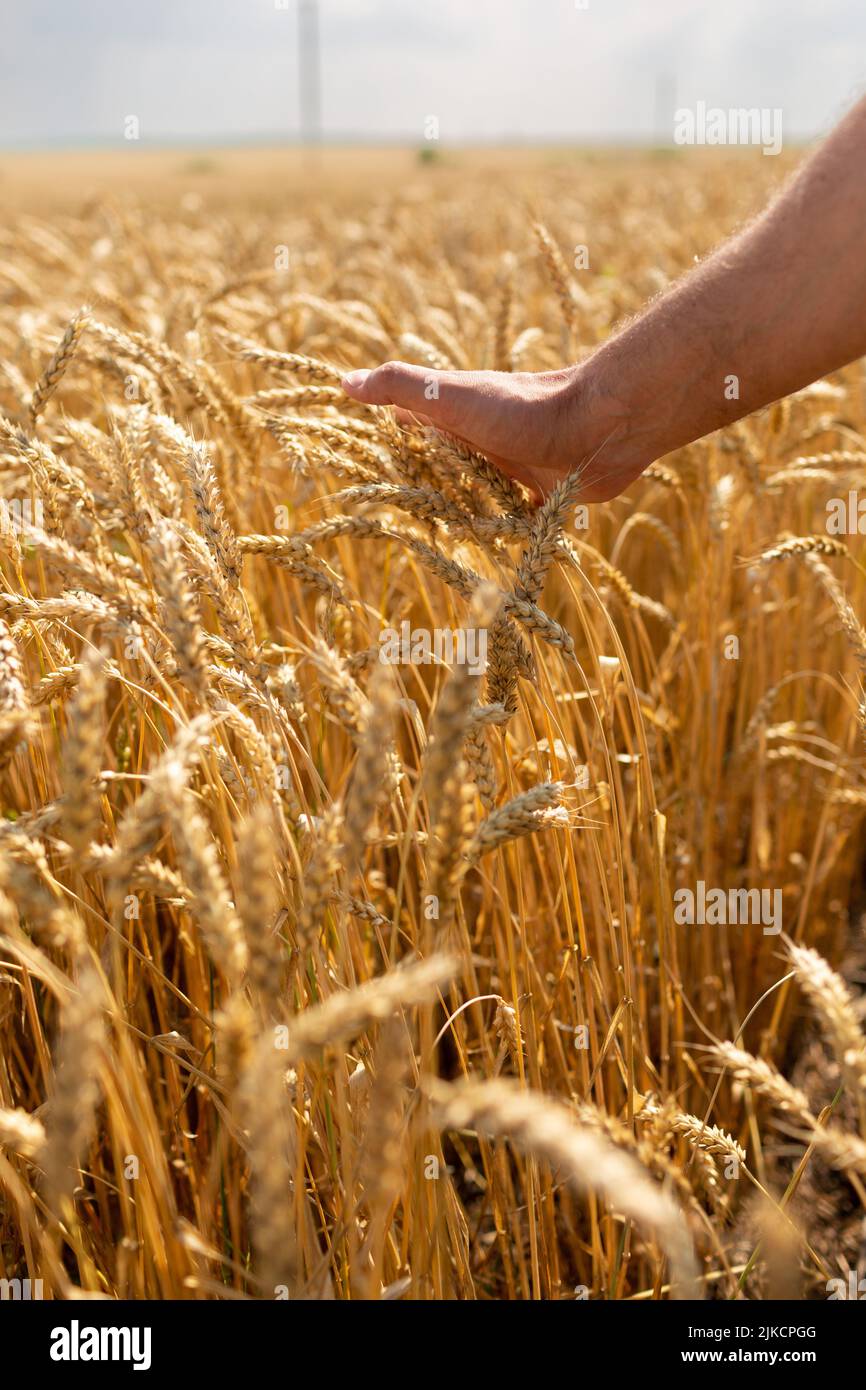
[{"xmin": 1, "ymin": 149, "xmax": 865, "ymax": 1302}]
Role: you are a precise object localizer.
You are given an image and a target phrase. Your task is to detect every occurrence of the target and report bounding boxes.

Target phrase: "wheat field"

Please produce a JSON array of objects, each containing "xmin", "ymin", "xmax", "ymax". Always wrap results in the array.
[{"xmin": 1, "ymin": 147, "xmax": 865, "ymax": 1302}]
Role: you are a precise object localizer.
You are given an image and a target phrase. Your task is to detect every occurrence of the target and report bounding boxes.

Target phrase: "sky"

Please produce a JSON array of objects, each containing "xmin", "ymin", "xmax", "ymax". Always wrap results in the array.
[{"xmin": 1, "ymin": 0, "xmax": 864, "ymax": 149}]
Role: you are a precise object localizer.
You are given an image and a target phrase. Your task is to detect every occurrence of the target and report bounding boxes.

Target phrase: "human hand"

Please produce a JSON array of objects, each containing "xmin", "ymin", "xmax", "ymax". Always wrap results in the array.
[{"xmin": 342, "ymin": 362, "xmax": 650, "ymax": 504}]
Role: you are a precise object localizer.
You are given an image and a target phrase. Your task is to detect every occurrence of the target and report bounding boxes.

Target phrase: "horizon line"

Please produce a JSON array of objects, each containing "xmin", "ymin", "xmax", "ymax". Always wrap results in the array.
[{"xmin": 0, "ymin": 129, "xmax": 820, "ymax": 156}]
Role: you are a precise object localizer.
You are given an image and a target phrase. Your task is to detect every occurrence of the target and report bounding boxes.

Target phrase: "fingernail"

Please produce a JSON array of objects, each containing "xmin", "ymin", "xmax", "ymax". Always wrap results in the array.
[{"xmin": 342, "ymin": 369, "xmax": 370, "ymax": 389}]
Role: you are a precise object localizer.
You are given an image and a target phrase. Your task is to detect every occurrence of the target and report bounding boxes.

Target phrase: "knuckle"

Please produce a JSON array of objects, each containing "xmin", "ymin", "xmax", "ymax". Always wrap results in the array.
[{"xmin": 377, "ymin": 361, "xmax": 403, "ymax": 388}]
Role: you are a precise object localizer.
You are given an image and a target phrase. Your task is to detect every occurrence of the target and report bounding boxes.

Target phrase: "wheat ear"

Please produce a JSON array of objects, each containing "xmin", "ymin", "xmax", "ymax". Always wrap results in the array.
[{"xmin": 429, "ymin": 1077, "xmax": 699, "ymax": 1298}]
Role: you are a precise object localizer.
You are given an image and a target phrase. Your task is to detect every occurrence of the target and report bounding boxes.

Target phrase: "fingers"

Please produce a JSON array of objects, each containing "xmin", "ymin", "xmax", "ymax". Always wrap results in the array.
[
  {"xmin": 342, "ymin": 361, "xmax": 447, "ymax": 416},
  {"xmin": 340, "ymin": 362, "xmax": 550, "ymax": 506}
]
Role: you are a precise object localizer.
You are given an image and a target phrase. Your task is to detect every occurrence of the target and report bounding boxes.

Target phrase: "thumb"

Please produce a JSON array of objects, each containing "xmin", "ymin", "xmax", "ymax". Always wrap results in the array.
[{"xmin": 342, "ymin": 361, "xmax": 449, "ymax": 418}]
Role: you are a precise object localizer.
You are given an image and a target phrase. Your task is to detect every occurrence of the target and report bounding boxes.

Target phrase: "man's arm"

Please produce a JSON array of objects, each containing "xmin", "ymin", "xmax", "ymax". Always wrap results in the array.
[{"xmin": 342, "ymin": 95, "xmax": 866, "ymax": 502}]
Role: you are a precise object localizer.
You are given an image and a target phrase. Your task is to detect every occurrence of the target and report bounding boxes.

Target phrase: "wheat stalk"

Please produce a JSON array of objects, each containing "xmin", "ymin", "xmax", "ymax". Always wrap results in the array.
[{"xmin": 429, "ymin": 1077, "xmax": 700, "ymax": 1298}]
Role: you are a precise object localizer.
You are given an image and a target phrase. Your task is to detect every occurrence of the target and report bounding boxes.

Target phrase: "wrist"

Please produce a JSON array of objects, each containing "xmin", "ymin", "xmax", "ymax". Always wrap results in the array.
[{"xmin": 560, "ymin": 355, "xmax": 652, "ymax": 473}]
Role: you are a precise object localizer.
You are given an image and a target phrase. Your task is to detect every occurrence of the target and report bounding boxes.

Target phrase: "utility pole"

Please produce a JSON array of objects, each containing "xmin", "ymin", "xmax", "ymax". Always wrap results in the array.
[
  {"xmin": 654, "ymin": 72, "xmax": 676, "ymax": 146},
  {"xmin": 298, "ymin": 0, "xmax": 322, "ymax": 144}
]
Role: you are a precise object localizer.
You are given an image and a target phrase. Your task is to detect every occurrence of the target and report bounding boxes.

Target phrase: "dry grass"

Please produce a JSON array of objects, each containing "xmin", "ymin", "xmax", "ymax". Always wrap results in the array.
[{"xmin": 1, "ymin": 147, "xmax": 865, "ymax": 1301}]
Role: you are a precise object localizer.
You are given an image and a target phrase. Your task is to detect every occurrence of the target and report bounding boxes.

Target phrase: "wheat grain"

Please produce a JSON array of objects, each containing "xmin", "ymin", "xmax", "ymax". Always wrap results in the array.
[
  {"xmin": 60, "ymin": 644, "xmax": 106, "ymax": 854},
  {"xmin": 429, "ymin": 1077, "xmax": 700, "ymax": 1298},
  {"xmin": 29, "ymin": 307, "xmax": 88, "ymax": 427},
  {"xmin": 287, "ymin": 953, "xmax": 457, "ymax": 1057}
]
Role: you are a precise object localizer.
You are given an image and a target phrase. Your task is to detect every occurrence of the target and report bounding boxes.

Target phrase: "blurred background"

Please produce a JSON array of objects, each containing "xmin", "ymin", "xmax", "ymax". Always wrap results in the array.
[{"xmin": 1, "ymin": 0, "xmax": 864, "ymax": 151}]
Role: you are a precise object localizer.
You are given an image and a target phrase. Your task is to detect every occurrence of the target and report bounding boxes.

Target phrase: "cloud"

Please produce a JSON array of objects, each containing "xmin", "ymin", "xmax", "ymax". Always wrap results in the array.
[{"xmin": 1, "ymin": 0, "xmax": 864, "ymax": 147}]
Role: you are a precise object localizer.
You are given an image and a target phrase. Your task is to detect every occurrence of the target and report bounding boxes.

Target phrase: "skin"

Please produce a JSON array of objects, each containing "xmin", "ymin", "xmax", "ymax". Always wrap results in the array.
[{"xmin": 342, "ymin": 95, "xmax": 866, "ymax": 504}]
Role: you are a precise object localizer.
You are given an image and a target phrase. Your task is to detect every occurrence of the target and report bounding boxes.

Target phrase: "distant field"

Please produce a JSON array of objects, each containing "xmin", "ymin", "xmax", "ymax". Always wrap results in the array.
[{"xmin": 0, "ymin": 141, "xmax": 800, "ymax": 211}]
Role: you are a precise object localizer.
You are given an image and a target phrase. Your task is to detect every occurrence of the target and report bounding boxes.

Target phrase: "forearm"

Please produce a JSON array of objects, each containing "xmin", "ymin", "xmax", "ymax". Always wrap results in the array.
[
  {"xmin": 573, "ymin": 95, "xmax": 866, "ymax": 466},
  {"xmin": 342, "ymin": 96, "xmax": 866, "ymax": 504}
]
